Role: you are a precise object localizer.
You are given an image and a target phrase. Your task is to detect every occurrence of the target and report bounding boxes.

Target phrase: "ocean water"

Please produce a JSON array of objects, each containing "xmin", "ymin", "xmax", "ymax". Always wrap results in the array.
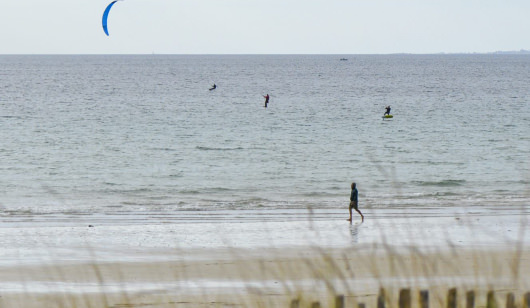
[{"xmin": 1, "ymin": 55, "xmax": 529, "ymax": 218}]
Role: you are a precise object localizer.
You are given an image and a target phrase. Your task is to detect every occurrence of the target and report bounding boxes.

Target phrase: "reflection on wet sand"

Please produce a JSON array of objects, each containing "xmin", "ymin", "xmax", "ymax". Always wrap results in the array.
[{"xmin": 349, "ymin": 221, "xmax": 363, "ymax": 243}]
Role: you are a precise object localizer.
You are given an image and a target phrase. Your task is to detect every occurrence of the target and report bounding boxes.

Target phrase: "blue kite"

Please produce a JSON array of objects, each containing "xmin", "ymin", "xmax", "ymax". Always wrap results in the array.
[{"xmin": 102, "ymin": 0, "xmax": 122, "ymax": 36}]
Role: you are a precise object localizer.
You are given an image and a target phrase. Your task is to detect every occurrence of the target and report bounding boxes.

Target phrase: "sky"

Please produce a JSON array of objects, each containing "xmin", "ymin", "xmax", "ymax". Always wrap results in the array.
[{"xmin": 0, "ymin": 0, "xmax": 529, "ymax": 54}]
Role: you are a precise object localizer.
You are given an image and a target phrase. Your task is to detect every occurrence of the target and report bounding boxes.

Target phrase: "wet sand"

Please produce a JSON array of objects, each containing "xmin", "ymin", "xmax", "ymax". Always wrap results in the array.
[{"xmin": 0, "ymin": 207, "xmax": 529, "ymax": 307}]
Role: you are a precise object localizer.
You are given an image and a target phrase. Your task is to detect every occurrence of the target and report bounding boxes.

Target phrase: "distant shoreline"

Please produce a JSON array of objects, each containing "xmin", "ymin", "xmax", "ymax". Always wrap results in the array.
[{"xmin": 1, "ymin": 51, "xmax": 530, "ymax": 56}]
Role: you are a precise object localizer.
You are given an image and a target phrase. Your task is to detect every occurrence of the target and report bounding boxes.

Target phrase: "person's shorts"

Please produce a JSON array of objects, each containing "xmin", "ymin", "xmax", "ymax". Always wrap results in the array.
[{"xmin": 349, "ymin": 200, "xmax": 358, "ymax": 210}]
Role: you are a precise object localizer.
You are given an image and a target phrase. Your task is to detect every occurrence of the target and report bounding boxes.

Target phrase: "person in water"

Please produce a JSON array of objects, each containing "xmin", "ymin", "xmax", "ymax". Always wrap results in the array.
[
  {"xmin": 263, "ymin": 94, "xmax": 270, "ymax": 108},
  {"xmin": 384, "ymin": 105, "xmax": 391, "ymax": 116},
  {"xmin": 209, "ymin": 84, "xmax": 217, "ymax": 91},
  {"xmin": 348, "ymin": 182, "xmax": 364, "ymax": 222}
]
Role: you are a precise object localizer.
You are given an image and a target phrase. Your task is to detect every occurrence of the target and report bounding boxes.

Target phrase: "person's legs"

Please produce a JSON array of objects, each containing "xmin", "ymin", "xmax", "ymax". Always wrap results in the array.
[
  {"xmin": 355, "ymin": 208, "xmax": 364, "ymax": 222},
  {"xmin": 351, "ymin": 201, "xmax": 364, "ymax": 222}
]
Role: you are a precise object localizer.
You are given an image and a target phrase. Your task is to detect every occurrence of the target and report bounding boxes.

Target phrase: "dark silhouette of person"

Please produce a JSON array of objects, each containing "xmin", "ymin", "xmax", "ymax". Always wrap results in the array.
[
  {"xmin": 263, "ymin": 94, "xmax": 270, "ymax": 108},
  {"xmin": 209, "ymin": 84, "xmax": 217, "ymax": 91},
  {"xmin": 384, "ymin": 105, "xmax": 391, "ymax": 116}
]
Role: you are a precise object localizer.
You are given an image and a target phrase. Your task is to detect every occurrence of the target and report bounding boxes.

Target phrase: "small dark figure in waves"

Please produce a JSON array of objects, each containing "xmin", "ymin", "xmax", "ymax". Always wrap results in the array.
[
  {"xmin": 209, "ymin": 84, "xmax": 217, "ymax": 91},
  {"xmin": 263, "ymin": 94, "xmax": 270, "ymax": 108},
  {"xmin": 384, "ymin": 105, "xmax": 391, "ymax": 116}
]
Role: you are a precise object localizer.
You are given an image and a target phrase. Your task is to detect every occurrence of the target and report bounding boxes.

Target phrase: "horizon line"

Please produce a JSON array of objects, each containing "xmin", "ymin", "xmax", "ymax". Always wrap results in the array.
[{"xmin": 1, "ymin": 50, "xmax": 530, "ymax": 56}]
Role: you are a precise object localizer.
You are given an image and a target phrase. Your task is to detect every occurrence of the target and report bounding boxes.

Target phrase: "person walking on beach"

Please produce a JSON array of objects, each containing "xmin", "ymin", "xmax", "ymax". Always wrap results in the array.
[
  {"xmin": 348, "ymin": 182, "xmax": 364, "ymax": 222},
  {"xmin": 263, "ymin": 94, "xmax": 270, "ymax": 108}
]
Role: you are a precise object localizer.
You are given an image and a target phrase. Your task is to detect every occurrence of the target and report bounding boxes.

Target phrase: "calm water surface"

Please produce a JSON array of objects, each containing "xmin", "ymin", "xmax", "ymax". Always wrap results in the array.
[{"xmin": 1, "ymin": 55, "xmax": 529, "ymax": 217}]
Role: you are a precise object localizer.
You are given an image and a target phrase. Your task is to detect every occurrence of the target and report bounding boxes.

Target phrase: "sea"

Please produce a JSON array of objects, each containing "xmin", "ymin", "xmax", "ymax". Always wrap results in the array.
[{"xmin": 1, "ymin": 54, "xmax": 529, "ymax": 224}]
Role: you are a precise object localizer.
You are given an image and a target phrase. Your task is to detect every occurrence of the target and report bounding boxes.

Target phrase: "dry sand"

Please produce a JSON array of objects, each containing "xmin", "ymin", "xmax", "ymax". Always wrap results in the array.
[{"xmin": 1, "ymin": 245, "xmax": 530, "ymax": 308}]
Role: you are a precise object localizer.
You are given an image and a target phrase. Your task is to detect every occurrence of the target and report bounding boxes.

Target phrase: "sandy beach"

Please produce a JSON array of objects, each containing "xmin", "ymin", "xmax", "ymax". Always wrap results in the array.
[{"xmin": 1, "ymin": 206, "xmax": 529, "ymax": 307}]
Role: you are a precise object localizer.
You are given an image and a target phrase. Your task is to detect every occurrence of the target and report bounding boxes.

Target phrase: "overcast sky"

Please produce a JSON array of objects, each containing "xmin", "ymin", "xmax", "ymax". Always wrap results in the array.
[{"xmin": 0, "ymin": 0, "xmax": 529, "ymax": 54}]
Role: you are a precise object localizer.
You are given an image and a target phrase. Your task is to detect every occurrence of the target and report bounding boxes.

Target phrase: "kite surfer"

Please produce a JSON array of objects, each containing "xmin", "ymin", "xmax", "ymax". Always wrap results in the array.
[
  {"xmin": 384, "ymin": 105, "xmax": 391, "ymax": 116},
  {"xmin": 263, "ymin": 94, "xmax": 270, "ymax": 108},
  {"xmin": 209, "ymin": 83, "xmax": 217, "ymax": 91}
]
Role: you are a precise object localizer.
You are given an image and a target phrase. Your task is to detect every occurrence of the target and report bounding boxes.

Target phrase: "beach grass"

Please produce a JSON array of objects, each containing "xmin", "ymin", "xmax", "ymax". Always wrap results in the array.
[{"xmin": 2, "ymin": 241, "xmax": 530, "ymax": 308}]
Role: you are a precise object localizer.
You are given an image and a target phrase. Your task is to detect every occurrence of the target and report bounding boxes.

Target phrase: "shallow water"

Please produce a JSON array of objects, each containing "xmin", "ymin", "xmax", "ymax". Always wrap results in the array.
[{"xmin": 0, "ymin": 55, "xmax": 529, "ymax": 217}]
